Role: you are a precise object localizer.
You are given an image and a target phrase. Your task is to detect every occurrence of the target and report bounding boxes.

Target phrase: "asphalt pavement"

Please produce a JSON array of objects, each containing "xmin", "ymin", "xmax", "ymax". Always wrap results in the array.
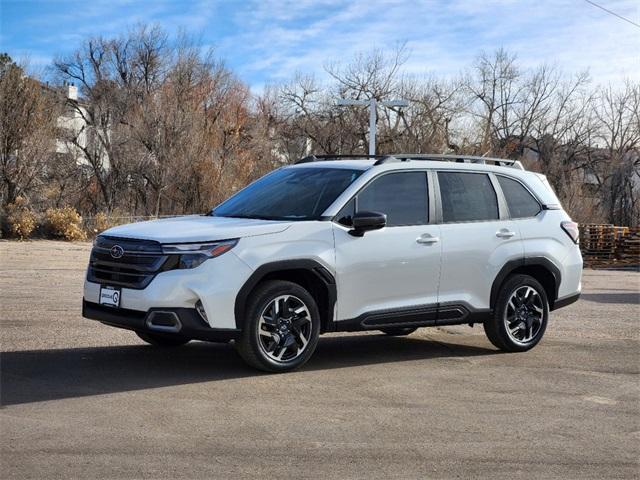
[{"xmin": 1, "ymin": 241, "xmax": 638, "ymax": 479}]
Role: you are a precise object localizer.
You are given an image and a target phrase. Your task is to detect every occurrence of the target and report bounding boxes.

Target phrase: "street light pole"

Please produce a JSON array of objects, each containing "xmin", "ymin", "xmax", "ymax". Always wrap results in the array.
[
  {"xmin": 336, "ymin": 98, "xmax": 408, "ymax": 155},
  {"xmin": 368, "ymin": 98, "xmax": 377, "ymax": 156}
]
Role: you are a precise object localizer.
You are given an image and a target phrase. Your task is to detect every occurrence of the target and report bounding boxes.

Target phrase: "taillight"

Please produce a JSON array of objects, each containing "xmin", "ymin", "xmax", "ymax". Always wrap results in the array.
[{"xmin": 561, "ymin": 221, "xmax": 579, "ymax": 244}]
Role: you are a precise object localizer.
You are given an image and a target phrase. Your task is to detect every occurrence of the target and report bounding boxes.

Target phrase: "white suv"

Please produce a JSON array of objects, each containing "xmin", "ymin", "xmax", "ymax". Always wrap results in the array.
[{"xmin": 83, "ymin": 154, "xmax": 582, "ymax": 372}]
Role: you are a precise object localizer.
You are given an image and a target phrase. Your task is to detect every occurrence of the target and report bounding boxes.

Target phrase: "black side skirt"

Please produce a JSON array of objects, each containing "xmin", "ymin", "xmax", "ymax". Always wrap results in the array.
[{"xmin": 333, "ymin": 302, "xmax": 491, "ymax": 332}]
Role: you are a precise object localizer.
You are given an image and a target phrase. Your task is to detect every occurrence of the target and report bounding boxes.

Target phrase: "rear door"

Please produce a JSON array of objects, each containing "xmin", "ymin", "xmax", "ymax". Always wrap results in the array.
[
  {"xmin": 494, "ymin": 174, "xmax": 554, "ymax": 258},
  {"xmin": 436, "ymin": 170, "xmax": 523, "ymax": 314},
  {"xmin": 333, "ymin": 170, "xmax": 442, "ymax": 321}
]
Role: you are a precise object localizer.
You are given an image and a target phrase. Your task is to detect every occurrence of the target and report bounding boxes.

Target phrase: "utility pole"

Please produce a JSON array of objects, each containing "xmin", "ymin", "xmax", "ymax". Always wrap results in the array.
[{"xmin": 336, "ymin": 98, "xmax": 408, "ymax": 155}]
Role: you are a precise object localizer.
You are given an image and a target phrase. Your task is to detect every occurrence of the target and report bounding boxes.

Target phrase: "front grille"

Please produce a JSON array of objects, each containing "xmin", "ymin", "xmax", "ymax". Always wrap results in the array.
[{"xmin": 87, "ymin": 236, "xmax": 169, "ymax": 289}]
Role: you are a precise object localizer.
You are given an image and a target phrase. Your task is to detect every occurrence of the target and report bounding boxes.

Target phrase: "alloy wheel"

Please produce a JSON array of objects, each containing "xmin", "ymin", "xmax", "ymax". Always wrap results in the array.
[
  {"xmin": 257, "ymin": 295, "xmax": 312, "ymax": 362},
  {"xmin": 503, "ymin": 285, "xmax": 544, "ymax": 345}
]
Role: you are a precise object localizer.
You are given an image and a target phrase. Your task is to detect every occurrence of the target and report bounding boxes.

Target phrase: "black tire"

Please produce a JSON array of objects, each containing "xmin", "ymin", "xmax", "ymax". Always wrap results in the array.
[
  {"xmin": 136, "ymin": 331, "xmax": 190, "ymax": 347},
  {"xmin": 379, "ymin": 327, "xmax": 418, "ymax": 336},
  {"xmin": 235, "ymin": 280, "xmax": 321, "ymax": 373},
  {"xmin": 484, "ymin": 274, "xmax": 549, "ymax": 352}
]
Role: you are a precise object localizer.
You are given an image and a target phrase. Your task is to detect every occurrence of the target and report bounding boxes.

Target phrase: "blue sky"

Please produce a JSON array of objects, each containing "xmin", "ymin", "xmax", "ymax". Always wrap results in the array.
[{"xmin": 1, "ymin": 0, "xmax": 638, "ymax": 90}]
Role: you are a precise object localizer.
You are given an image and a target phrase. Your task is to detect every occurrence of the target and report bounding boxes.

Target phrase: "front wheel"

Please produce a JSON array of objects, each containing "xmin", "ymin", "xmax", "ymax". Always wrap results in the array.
[
  {"xmin": 484, "ymin": 274, "xmax": 549, "ymax": 352},
  {"xmin": 235, "ymin": 280, "xmax": 321, "ymax": 372}
]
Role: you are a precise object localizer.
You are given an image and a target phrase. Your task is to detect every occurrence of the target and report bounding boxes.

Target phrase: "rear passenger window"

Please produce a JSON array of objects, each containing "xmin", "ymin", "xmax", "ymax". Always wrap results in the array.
[
  {"xmin": 497, "ymin": 176, "xmax": 541, "ymax": 218},
  {"xmin": 438, "ymin": 172, "xmax": 498, "ymax": 223},
  {"xmin": 356, "ymin": 172, "xmax": 428, "ymax": 226}
]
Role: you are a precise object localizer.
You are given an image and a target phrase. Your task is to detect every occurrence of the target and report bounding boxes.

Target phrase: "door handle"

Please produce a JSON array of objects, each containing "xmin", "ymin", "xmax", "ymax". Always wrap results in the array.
[
  {"xmin": 496, "ymin": 229, "xmax": 516, "ymax": 239},
  {"xmin": 417, "ymin": 234, "xmax": 439, "ymax": 245}
]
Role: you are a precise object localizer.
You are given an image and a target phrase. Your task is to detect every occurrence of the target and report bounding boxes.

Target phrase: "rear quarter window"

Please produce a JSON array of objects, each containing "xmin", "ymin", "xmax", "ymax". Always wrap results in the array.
[{"xmin": 497, "ymin": 176, "xmax": 541, "ymax": 218}]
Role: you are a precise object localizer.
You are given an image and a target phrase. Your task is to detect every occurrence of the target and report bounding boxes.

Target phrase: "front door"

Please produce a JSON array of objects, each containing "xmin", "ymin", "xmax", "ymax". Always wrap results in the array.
[{"xmin": 332, "ymin": 171, "xmax": 442, "ymax": 322}]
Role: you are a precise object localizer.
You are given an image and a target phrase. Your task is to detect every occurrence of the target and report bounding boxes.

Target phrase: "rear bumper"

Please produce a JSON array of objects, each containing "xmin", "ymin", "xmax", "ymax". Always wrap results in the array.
[
  {"xmin": 82, "ymin": 300, "xmax": 240, "ymax": 343},
  {"xmin": 553, "ymin": 292, "xmax": 580, "ymax": 310}
]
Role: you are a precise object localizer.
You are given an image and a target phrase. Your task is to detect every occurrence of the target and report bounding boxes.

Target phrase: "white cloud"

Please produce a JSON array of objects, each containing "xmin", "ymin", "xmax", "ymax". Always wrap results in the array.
[
  {"xmin": 220, "ymin": 0, "xmax": 640, "ymax": 88},
  {"xmin": 5, "ymin": 0, "xmax": 638, "ymax": 89}
]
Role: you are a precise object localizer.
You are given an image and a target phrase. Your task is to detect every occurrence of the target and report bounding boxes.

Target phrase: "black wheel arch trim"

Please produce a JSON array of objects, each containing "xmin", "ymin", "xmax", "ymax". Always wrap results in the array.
[
  {"xmin": 490, "ymin": 256, "xmax": 562, "ymax": 310},
  {"xmin": 234, "ymin": 259, "xmax": 337, "ymax": 331}
]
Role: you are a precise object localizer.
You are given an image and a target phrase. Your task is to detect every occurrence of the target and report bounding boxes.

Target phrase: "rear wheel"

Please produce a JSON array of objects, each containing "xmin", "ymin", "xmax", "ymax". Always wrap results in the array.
[
  {"xmin": 380, "ymin": 327, "xmax": 417, "ymax": 336},
  {"xmin": 136, "ymin": 331, "xmax": 190, "ymax": 347},
  {"xmin": 235, "ymin": 280, "xmax": 320, "ymax": 372},
  {"xmin": 484, "ymin": 274, "xmax": 549, "ymax": 352}
]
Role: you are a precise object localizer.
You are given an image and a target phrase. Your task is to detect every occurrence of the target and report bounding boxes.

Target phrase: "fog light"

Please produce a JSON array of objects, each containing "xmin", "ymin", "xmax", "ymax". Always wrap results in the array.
[{"xmin": 195, "ymin": 300, "xmax": 208, "ymax": 322}]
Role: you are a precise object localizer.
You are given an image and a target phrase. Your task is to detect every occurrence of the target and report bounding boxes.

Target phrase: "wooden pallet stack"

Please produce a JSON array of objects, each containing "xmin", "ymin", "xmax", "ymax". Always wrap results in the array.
[
  {"xmin": 579, "ymin": 224, "xmax": 640, "ymax": 268},
  {"xmin": 615, "ymin": 227, "xmax": 640, "ymax": 266}
]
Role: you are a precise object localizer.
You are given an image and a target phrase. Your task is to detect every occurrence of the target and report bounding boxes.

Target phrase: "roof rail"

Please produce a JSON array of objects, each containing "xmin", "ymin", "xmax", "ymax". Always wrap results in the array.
[
  {"xmin": 295, "ymin": 154, "xmax": 386, "ymax": 164},
  {"xmin": 294, "ymin": 153, "xmax": 524, "ymax": 170},
  {"xmin": 374, "ymin": 154, "xmax": 524, "ymax": 170}
]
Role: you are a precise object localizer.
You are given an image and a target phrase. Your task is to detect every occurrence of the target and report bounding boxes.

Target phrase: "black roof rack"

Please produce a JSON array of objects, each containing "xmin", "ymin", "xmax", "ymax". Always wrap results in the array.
[
  {"xmin": 294, "ymin": 153, "xmax": 524, "ymax": 170},
  {"xmin": 373, "ymin": 154, "xmax": 523, "ymax": 169},
  {"xmin": 295, "ymin": 154, "xmax": 388, "ymax": 164}
]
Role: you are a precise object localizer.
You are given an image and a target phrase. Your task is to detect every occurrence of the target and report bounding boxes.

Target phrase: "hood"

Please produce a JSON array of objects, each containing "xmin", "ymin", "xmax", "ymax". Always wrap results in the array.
[{"xmin": 101, "ymin": 215, "xmax": 292, "ymax": 243}]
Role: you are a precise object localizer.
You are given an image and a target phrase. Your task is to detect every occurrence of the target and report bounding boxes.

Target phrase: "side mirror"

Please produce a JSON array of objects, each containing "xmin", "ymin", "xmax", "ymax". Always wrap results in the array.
[{"xmin": 349, "ymin": 211, "xmax": 387, "ymax": 237}]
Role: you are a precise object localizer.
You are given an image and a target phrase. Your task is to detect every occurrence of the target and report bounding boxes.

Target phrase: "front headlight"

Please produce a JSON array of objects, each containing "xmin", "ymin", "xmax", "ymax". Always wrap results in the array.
[{"xmin": 162, "ymin": 239, "xmax": 238, "ymax": 269}]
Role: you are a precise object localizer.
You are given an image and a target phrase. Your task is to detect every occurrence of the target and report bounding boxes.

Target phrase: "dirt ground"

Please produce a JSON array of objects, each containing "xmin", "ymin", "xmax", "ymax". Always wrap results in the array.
[{"xmin": 1, "ymin": 240, "xmax": 639, "ymax": 479}]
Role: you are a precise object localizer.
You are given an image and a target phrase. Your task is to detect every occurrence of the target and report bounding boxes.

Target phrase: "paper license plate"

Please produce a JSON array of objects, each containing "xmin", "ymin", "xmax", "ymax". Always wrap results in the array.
[{"xmin": 99, "ymin": 286, "xmax": 121, "ymax": 308}]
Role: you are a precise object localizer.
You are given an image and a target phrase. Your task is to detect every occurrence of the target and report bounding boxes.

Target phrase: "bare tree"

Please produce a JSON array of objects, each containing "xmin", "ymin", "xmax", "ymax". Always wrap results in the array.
[
  {"xmin": 465, "ymin": 48, "xmax": 522, "ymax": 154},
  {"xmin": 5, "ymin": 30, "xmax": 640, "ymax": 227},
  {"xmin": 0, "ymin": 54, "xmax": 59, "ymax": 208},
  {"xmin": 392, "ymin": 75, "xmax": 465, "ymax": 154},
  {"xmin": 54, "ymin": 37, "xmax": 125, "ymax": 211},
  {"xmin": 276, "ymin": 45, "xmax": 414, "ymax": 158},
  {"xmin": 52, "ymin": 26, "xmax": 269, "ymax": 217},
  {"xmin": 591, "ymin": 82, "xmax": 640, "ymax": 225}
]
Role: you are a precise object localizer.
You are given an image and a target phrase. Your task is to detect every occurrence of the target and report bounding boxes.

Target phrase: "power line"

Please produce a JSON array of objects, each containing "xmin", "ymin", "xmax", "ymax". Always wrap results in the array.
[{"xmin": 583, "ymin": 0, "xmax": 640, "ymax": 29}]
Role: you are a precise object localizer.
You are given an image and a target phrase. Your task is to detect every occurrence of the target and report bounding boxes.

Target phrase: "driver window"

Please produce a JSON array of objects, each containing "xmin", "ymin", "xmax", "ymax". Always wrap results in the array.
[{"xmin": 343, "ymin": 172, "xmax": 428, "ymax": 227}]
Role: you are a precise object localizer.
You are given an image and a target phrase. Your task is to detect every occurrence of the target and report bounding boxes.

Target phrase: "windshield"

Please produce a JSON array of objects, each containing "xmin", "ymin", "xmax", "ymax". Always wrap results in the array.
[{"xmin": 213, "ymin": 167, "xmax": 363, "ymax": 221}]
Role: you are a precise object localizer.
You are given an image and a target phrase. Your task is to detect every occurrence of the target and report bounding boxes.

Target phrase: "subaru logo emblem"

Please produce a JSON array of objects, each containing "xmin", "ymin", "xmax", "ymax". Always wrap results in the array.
[{"xmin": 110, "ymin": 245, "xmax": 124, "ymax": 259}]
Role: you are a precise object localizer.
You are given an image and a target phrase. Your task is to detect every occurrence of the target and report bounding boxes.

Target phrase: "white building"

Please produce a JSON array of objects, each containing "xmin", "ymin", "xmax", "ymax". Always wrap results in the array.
[{"xmin": 55, "ymin": 82, "xmax": 109, "ymax": 170}]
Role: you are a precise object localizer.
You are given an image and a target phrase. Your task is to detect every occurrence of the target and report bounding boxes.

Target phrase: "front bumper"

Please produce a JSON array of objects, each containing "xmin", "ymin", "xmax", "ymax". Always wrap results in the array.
[
  {"xmin": 82, "ymin": 300, "xmax": 240, "ymax": 342},
  {"xmin": 83, "ymin": 251, "xmax": 254, "ymax": 329}
]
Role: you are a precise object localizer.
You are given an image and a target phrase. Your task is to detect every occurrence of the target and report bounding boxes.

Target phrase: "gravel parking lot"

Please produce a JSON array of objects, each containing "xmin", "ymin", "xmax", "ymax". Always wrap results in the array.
[{"xmin": 1, "ymin": 241, "xmax": 639, "ymax": 479}]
